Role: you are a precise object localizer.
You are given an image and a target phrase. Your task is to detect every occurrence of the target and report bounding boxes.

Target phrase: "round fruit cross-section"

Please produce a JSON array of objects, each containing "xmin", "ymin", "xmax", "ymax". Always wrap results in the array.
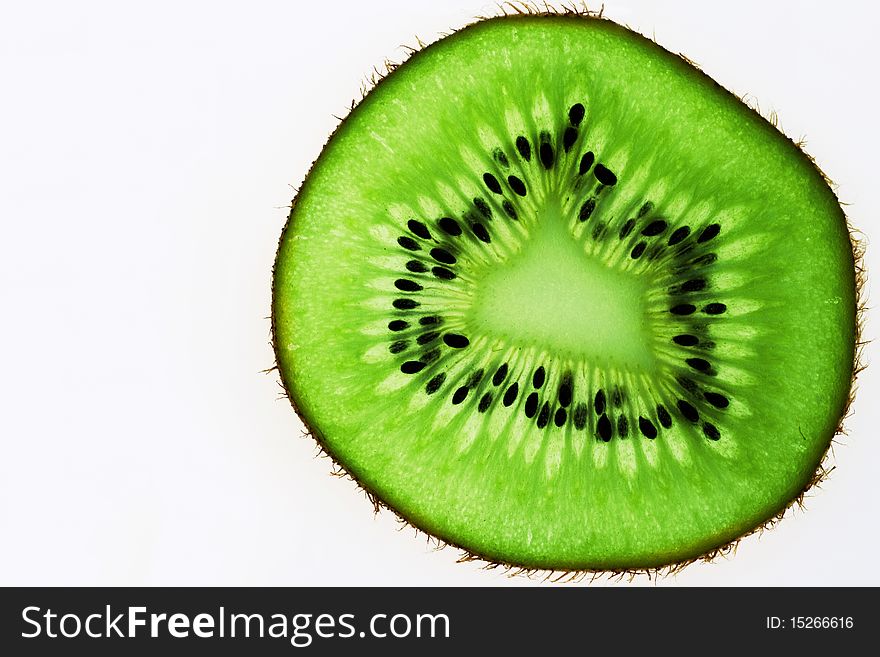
[{"xmin": 272, "ymin": 15, "xmax": 856, "ymax": 570}]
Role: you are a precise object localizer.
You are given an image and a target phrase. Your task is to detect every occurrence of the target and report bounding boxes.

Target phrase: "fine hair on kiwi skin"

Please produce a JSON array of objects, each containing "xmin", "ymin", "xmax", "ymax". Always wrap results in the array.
[{"xmin": 270, "ymin": 3, "xmax": 866, "ymax": 580}]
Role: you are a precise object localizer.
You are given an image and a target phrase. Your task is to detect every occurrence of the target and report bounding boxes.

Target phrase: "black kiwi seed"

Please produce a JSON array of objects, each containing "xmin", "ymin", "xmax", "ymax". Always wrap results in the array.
[
  {"xmin": 591, "ymin": 222, "xmax": 605, "ymax": 240},
  {"xmin": 597, "ymin": 414, "xmax": 612, "ymax": 441},
  {"xmin": 697, "ymin": 223, "xmax": 721, "ymax": 243},
  {"xmin": 670, "ymin": 303, "xmax": 696, "ymax": 315},
  {"xmin": 507, "ymin": 175, "xmax": 527, "ymax": 196},
  {"xmin": 438, "ymin": 217, "xmax": 462, "ymax": 236},
  {"xmin": 493, "ymin": 148, "xmax": 509, "ymax": 168},
  {"xmin": 685, "ymin": 357, "xmax": 712, "ymax": 373},
  {"xmin": 421, "ymin": 348, "xmax": 440, "ymax": 364},
  {"xmin": 503, "ymin": 382, "xmax": 519, "ymax": 406},
  {"xmin": 532, "ymin": 366, "xmax": 546, "ymax": 389},
  {"xmin": 430, "ymin": 247, "xmax": 456, "ymax": 264},
  {"xmin": 388, "ymin": 320, "xmax": 408, "ymax": 332},
  {"xmin": 466, "ymin": 369, "xmax": 484, "ymax": 387},
  {"xmin": 443, "ymin": 333, "xmax": 470, "ymax": 349},
  {"xmin": 656, "ymin": 404, "xmax": 672, "ymax": 428},
  {"xmin": 673, "ymin": 334, "xmax": 700, "ymax": 346},
  {"xmin": 502, "ymin": 200, "xmax": 518, "ymax": 219},
  {"xmin": 638, "ymin": 417, "xmax": 657, "ymax": 439},
  {"xmin": 492, "ymin": 363, "xmax": 508, "ymax": 385},
  {"xmin": 558, "ymin": 376, "xmax": 572, "ymax": 407},
  {"xmin": 393, "ymin": 298, "xmax": 419, "ymax": 310},
  {"xmin": 703, "ymin": 422, "xmax": 721, "ymax": 440},
  {"xmin": 425, "ymin": 373, "xmax": 445, "ymax": 394},
  {"xmin": 537, "ymin": 402, "xmax": 551, "ymax": 428},
  {"xmin": 594, "ymin": 389, "xmax": 606, "ymax": 415},
  {"xmin": 579, "ymin": 151, "xmax": 595, "ymax": 175},
  {"xmin": 389, "ymin": 340, "xmax": 408, "ymax": 354},
  {"xmin": 465, "ymin": 368, "xmax": 483, "ymax": 388},
  {"xmin": 483, "ymin": 172, "xmax": 503, "ymax": 194},
  {"xmin": 417, "ymin": 331, "xmax": 439, "ymax": 345},
  {"xmin": 703, "ymin": 303, "xmax": 727, "ymax": 315},
  {"xmin": 394, "ymin": 278, "xmax": 422, "ymax": 292},
  {"xmin": 563, "ymin": 127, "xmax": 578, "ymax": 152},
  {"xmin": 641, "ymin": 219, "xmax": 667, "ymax": 236},
  {"xmin": 611, "ymin": 387, "xmax": 623, "ymax": 407},
  {"xmin": 407, "ymin": 219, "xmax": 431, "ymax": 240},
  {"xmin": 539, "ymin": 132, "xmax": 554, "ymax": 169},
  {"xmin": 573, "ymin": 403, "xmax": 588, "ymax": 430},
  {"xmin": 400, "ymin": 361, "xmax": 425, "ymax": 374},
  {"xmin": 419, "ymin": 315, "xmax": 442, "ymax": 326},
  {"xmin": 515, "ymin": 135, "xmax": 531, "ymax": 161},
  {"xmin": 478, "ymin": 393, "xmax": 493, "ymax": 413},
  {"xmin": 473, "ymin": 197, "xmax": 492, "ymax": 218},
  {"xmin": 617, "ymin": 415, "xmax": 629, "ymax": 438},
  {"xmin": 619, "ymin": 218, "xmax": 636, "ymax": 239},
  {"xmin": 471, "ymin": 222, "xmax": 491, "ymax": 243},
  {"xmin": 554, "ymin": 407, "xmax": 567, "ymax": 427},
  {"xmin": 524, "ymin": 392, "xmax": 539, "ymax": 418},
  {"xmin": 638, "ymin": 202, "xmax": 653, "ymax": 217},
  {"xmin": 679, "ymin": 278, "xmax": 707, "ymax": 293},
  {"xmin": 593, "ymin": 163, "xmax": 617, "ymax": 186},
  {"xmin": 704, "ymin": 391, "xmax": 730, "ymax": 408},
  {"xmin": 397, "ymin": 236, "xmax": 420, "ymax": 251},
  {"xmin": 668, "ymin": 226, "xmax": 690, "ymax": 245},
  {"xmin": 568, "ymin": 103, "xmax": 585, "ymax": 126},
  {"xmin": 630, "ymin": 242, "xmax": 646, "ymax": 259},
  {"xmin": 677, "ymin": 399, "xmax": 699, "ymax": 423},
  {"xmin": 579, "ymin": 198, "xmax": 596, "ymax": 221},
  {"xmin": 432, "ymin": 266, "xmax": 455, "ymax": 280},
  {"xmin": 452, "ymin": 386, "xmax": 469, "ymax": 405},
  {"xmin": 406, "ymin": 260, "xmax": 428, "ymax": 273}
]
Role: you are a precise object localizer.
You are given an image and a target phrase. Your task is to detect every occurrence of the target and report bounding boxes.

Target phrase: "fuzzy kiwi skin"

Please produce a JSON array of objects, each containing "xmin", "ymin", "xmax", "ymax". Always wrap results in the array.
[{"xmin": 271, "ymin": 12, "xmax": 860, "ymax": 573}]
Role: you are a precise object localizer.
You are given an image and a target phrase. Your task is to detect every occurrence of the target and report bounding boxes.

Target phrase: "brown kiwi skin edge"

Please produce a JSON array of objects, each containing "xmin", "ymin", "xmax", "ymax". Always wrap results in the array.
[{"xmin": 269, "ymin": 3, "xmax": 866, "ymax": 581}]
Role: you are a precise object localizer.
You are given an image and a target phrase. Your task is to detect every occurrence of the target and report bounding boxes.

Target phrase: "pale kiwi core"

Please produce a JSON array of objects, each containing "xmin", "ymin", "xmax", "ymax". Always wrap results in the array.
[{"xmin": 469, "ymin": 202, "xmax": 653, "ymax": 368}]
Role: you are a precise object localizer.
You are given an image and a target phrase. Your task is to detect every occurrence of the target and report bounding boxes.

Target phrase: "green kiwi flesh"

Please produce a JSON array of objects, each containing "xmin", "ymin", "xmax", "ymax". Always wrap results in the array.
[{"xmin": 272, "ymin": 15, "xmax": 857, "ymax": 570}]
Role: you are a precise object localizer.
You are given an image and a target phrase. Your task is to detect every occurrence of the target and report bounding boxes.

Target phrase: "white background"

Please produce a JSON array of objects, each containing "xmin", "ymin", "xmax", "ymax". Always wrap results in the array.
[{"xmin": 1, "ymin": 0, "xmax": 877, "ymax": 586}]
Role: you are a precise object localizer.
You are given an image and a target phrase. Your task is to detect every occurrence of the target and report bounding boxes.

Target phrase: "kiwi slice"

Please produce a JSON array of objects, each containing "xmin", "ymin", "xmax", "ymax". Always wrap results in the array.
[{"xmin": 272, "ymin": 12, "xmax": 859, "ymax": 571}]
